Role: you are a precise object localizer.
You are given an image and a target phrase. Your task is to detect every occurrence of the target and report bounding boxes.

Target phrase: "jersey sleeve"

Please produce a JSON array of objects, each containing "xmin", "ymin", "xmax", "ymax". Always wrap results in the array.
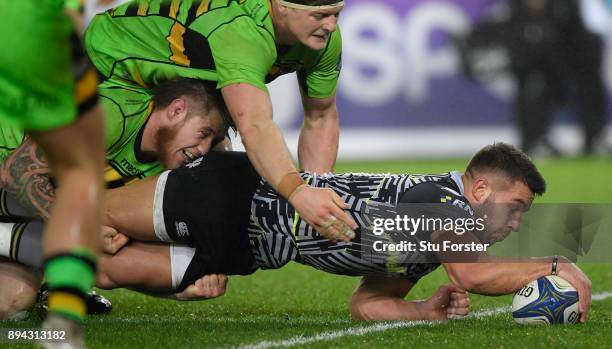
[
  {"xmin": 207, "ymin": 17, "xmax": 276, "ymax": 91},
  {"xmin": 297, "ymin": 28, "xmax": 342, "ymax": 98}
]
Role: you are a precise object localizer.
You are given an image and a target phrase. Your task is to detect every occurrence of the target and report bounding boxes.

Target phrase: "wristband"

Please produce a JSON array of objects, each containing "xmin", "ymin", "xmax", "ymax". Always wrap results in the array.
[
  {"xmin": 551, "ymin": 255, "xmax": 558, "ymax": 275},
  {"xmin": 277, "ymin": 172, "xmax": 305, "ymax": 200}
]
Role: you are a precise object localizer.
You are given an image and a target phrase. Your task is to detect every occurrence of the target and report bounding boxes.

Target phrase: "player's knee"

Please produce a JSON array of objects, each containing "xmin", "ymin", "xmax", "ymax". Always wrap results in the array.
[
  {"xmin": 0, "ymin": 263, "xmax": 40, "ymax": 320},
  {"xmin": 0, "ymin": 289, "xmax": 36, "ymax": 320}
]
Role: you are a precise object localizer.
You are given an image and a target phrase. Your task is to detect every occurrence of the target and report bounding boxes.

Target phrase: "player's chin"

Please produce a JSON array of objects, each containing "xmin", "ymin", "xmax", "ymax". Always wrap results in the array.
[
  {"xmin": 305, "ymin": 35, "xmax": 328, "ymax": 50},
  {"xmin": 487, "ymin": 234, "xmax": 506, "ymax": 245},
  {"xmin": 167, "ymin": 153, "xmax": 188, "ymax": 169}
]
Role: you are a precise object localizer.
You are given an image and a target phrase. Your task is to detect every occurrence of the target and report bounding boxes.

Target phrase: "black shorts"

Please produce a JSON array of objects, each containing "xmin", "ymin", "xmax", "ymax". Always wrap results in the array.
[{"xmin": 153, "ymin": 152, "xmax": 261, "ymax": 290}]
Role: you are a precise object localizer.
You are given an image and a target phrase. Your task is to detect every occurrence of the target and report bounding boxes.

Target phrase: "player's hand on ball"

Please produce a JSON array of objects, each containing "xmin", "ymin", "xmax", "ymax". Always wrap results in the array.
[
  {"xmin": 171, "ymin": 274, "xmax": 228, "ymax": 301},
  {"xmin": 424, "ymin": 284, "xmax": 470, "ymax": 320},
  {"xmin": 101, "ymin": 225, "xmax": 129, "ymax": 254},
  {"xmin": 288, "ymin": 186, "xmax": 357, "ymax": 242},
  {"xmin": 556, "ymin": 257, "xmax": 592, "ymax": 323}
]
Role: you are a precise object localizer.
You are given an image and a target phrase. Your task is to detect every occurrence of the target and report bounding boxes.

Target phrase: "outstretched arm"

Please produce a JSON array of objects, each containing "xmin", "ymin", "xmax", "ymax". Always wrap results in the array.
[
  {"xmin": 443, "ymin": 257, "xmax": 591, "ymax": 322},
  {"xmin": 434, "ymin": 230, "xmax": 592, "ymax": 322},
  {"xmin": 222, "ymin": 83, "xmax": 356, "ymax": 241},
  {"xmin": 350, "ymin": 276, "xmax": 470, "ymax": 321},
  {"xmin": 0, "ymin": 138, "xmax": 54, "ymax": 219}
]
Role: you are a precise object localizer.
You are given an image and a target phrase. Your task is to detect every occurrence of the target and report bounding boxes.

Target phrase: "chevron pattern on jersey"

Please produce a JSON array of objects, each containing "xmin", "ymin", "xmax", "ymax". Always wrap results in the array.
[{"xmin": 247, "ymin": 172, "xmax": 455, "ymax": 282}]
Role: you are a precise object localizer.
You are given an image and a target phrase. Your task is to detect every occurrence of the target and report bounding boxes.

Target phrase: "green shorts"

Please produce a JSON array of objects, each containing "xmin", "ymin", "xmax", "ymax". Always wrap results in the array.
[{"xmin": 0, "ymin": 1, "xmax": 98, "ymax": 132}]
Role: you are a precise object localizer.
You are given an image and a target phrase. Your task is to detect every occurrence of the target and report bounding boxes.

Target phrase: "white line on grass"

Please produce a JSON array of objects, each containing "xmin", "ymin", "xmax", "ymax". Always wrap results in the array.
[
  {"xmin": 235, "ymin": 291, "xmax": 612, "ymax": 349},
  {"xmin": 592, "ymin": 292, "xmax": 612, "ymax": 301}
]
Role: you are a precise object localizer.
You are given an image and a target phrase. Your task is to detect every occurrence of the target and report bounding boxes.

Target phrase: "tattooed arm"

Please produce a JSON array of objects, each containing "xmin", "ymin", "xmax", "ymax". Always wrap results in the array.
[{"xmin": 0, "ymin": 138, "xmax": 54, "ymax": 219}]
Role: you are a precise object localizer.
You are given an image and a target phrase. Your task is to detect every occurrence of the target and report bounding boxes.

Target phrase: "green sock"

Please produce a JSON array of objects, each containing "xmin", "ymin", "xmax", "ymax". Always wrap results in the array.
[{"xmin": 44, "ymin": 248, "xmax": 97, "ymax": 323}]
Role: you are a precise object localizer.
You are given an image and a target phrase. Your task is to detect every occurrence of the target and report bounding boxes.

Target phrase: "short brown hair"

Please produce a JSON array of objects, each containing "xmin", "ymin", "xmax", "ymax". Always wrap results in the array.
[
  {"xmin": 466, "ymin": 143, "xmax": 546, "ymax": 196},
  {"xmin": 152, "ymin": 78, "xmax": 234, "ymax": 131}
]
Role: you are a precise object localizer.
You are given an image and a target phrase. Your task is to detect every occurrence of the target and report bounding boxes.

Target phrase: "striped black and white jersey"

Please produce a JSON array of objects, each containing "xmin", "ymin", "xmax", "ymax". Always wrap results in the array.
[{"xmin": 248, "ymin": 170, "xmax": 469, "ymax": 283}]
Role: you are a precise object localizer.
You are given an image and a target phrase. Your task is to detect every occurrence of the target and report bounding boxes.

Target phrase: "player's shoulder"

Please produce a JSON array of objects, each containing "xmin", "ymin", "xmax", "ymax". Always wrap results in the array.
[
  {"xmin": 99, "ymin": 85, "xmax": 151, "ymax": 119},
  {"xmin": 399, "ymin": 174, "xmax": 464, "ymax": 205},
  {"xmin": 191, "ymin": 0, "xmax": 273, "ymax": 35},
  {"xmin": 399, "ymin": 175, "xmax": 474, "ymax": 219},
  {"xmin": 401, "ymin": 182, "xmax": 455, "ymax": 202},
  {"xmin": 98, "ymin": 85, "xmax": 152, "ymax": 148}
]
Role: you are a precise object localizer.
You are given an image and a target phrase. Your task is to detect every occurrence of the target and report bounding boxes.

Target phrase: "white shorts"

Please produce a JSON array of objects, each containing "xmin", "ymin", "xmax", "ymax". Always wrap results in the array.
[{"xmin": 169, "ymin": 243, "xmax": 196, "ymax": 290}]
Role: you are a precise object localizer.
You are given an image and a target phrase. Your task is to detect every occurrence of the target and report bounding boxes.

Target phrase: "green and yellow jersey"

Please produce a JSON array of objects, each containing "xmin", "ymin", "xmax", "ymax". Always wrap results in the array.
[
  {"xmin": 0, "ymin": 86, "xmax": 162, "ymax": 187},
  {"xmin": 85, "ymin": 0, "xmax": 342, "ymax": 98}
]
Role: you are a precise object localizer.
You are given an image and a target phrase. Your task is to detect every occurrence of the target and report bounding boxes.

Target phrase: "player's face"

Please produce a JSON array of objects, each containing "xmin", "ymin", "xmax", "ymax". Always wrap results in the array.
[
  {"xmin": 286, "ymin": 7, "xmax": 341, "ymax": 50},
  {"xmin": 157, "ymin": 107, "xmax": 227, "ymax": 169},
  {"xmin": 475, "ymin": 180, "xmax": 534, "ymax": 245}
]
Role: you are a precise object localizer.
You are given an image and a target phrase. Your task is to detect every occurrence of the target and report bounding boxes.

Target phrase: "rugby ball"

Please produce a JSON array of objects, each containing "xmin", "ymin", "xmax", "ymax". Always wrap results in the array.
[{"xmin": 512, "ymin": 275, "xmax": 580, "ymax": 325}]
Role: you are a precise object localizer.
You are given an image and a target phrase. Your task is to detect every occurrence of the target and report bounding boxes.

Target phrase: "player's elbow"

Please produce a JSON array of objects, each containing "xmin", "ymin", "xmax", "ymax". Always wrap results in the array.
[
  {"xmin": 350, "ymin": 293, "xmax": 386, "ymax": 322},
  {"xmin": 96, "ymin": 273, "xmax": 118, "ymax": 290},
  {"xmin": 453, "ymin": 276, "xmax": 480, "ymax": 292},
  {"xmin": 303, "ymin": 108, "xmax": 337, "ymax": 128},
  {"xmin": 236, "ymin": 116, "xmax": 272, "ymax": 149},
  {"xmin": 350, "ymin": 297, "xmax": 371, "ymax": 321},
  {"xmin": 95, "ymin": 255, "xmax": 119, "ymax": 290}
]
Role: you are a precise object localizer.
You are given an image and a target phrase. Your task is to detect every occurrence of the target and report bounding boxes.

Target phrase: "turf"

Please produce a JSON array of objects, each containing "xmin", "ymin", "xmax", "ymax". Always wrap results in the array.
[{"xmin": 2, "ymin": 157, "xmax": 612, "ymax": 348}]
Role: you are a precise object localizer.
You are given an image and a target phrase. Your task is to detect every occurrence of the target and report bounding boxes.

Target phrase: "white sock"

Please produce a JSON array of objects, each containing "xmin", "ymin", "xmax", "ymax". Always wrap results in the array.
[{"xmin": 0, "ymin": 222, "xmax": 15, "ymax": 258}]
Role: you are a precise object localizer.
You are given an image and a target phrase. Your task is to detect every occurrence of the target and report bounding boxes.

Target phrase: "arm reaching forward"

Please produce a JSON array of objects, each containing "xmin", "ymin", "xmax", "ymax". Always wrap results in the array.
[
  {"xmin": 221, "ymin": 83, "xmax": 357, "ymax": 241},
  {"xmin": 350, "ymin": 276, "xmax": 470, "ymax": 321}
]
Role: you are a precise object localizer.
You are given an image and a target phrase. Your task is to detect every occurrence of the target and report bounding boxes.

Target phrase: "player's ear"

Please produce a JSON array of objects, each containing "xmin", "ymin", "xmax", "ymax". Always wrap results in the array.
[
  {"xmin": 167, "ymin": 98, "xmax": 188, "ymax": 123},
  {"xmin": 471, "ymin": 177, "xmax": 492, "ymax": 204},
  {"xmin": 274, "ymin": 0, "xmax": 290, "ymax": 18}
]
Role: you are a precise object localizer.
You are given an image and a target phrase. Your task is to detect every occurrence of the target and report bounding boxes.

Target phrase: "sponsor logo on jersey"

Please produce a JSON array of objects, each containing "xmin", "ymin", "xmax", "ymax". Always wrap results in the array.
[{"xmin": 120, "ymin": 158, "xmax": 140, "ymax": 175}]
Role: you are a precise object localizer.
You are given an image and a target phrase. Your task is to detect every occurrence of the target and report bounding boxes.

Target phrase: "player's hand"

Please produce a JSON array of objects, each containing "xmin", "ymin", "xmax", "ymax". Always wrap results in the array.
[
  {"xmin": 101, "ymin": 225, "xmax": 129, "ymax": 254},
  {"xmin": 423, "ymin": 284, "xmax": 470, "ymax": 320},
  {"xmin": 556, "ymin": 256, "xmax": 592, "ymax": 323},
  {"xmin": 171, "ymin": 274, "xmax": 228, "ymax": 301},
  {"xmin": 288, "ymin": 186, "xmax": 358, "ymax": 242}
]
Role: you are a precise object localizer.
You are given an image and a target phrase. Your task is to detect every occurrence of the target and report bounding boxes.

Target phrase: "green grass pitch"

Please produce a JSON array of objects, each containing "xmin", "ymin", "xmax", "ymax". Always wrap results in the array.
[{"xmin": 2, "ymin": 156, "xmax": 612, "ymax": 348}]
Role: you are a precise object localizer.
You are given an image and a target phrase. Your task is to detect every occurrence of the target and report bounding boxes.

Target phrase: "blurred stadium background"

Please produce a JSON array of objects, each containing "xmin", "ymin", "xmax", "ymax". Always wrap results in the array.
[{"xmin": 90, "ymin": 0, "xmax": 612, "ymax": 159}]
